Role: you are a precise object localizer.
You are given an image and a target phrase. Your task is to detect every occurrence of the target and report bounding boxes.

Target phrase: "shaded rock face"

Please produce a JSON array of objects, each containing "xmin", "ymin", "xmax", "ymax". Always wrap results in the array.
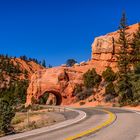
[{"xmin": 26, "ymin": 23, "xmax": 139, "ymax": 105}]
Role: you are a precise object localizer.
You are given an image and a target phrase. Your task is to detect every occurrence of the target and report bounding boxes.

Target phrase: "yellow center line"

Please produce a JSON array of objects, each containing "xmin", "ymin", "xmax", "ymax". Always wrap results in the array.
[{"xmin": 65, "ymin": 108, "xmax": 116, "ymax": 140}]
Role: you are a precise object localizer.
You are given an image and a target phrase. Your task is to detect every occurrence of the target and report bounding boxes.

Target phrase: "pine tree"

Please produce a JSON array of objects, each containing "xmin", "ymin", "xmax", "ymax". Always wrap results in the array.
[
  {"xmin": 66, "ymin": 59, "xmax": 77, "ymax": 67},
  {"xmin": 130, "ymin": 23, "xmax": 140, "ymax": 103},
  {"xmin": 0, "ymin": 99, "xmax": 15, "ymax": 134},
  {"xmin": 42, "ymin": 60, "xmax": 46, "ymax": 67},
  {"xmin": 131, "ymin": 23, "xmax": 140, "ymax": 73},
  {"xmin": 116, "ymin": 12, "xmax": 133, "ymax": 103},
  {"xmin": 83, "ymin": 68, "xmax": 101, "ymax": 89},
  {"xmin": 102, "ymin": 67, "xmax": 117, "ymax": 98}
]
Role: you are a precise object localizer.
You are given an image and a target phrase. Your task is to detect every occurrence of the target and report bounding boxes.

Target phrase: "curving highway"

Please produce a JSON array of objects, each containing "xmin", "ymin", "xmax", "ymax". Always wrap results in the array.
[
  {"xmin": 17, "ymin": 107, "xmax": 140, "ymax": 140},
  {"xmin": 1, "ymin": 107, "xmax": 140, "ymax": 140}
]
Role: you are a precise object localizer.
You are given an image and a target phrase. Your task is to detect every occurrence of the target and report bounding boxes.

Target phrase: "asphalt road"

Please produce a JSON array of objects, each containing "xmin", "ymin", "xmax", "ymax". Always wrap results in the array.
[
  {"xmin": 79, "ymin": 108, "xmax": 140, "ymax": 140},
  {"xmin": 21, "ymin": 107, "xmax": 140, "ymax": 140}
]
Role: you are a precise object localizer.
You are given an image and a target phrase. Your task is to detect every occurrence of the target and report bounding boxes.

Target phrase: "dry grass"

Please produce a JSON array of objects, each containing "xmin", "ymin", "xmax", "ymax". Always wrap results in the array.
[{"xmin": 11, "ymin": 109, "xmax": 65, "ymax": 133}]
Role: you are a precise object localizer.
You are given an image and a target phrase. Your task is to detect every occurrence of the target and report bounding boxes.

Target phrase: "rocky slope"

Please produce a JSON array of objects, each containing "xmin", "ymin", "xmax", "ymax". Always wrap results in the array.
[
  {"xmin": 11, "ymin": 58, "xmax": 44, "ymax": 79},
  {"xmin": 0, "ymin": 55, "xmax": 44, "ymax": 103},
  {"xmin": 26, "ymin": 23, "xmax": 139, "ymax": 105}
]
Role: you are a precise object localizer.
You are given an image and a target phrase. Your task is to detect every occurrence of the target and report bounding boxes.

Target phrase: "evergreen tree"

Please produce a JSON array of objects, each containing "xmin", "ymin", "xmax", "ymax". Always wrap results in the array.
[
  {"xmin": 102, "ymin": 67, "xmax": 117, "ymax": 82},
  {"xmin": 129, "ymin": 23, "xmax": 140, "ymax": 103},
  {"xmin": 131, "ymin": 23, "xmax": 140, "ymax": 73},
  {"xmin": 48, "ymin": 64, "xmax": 52, "ymax": 68},
  {"xmin": 102, "ymin": 67, "xmax": 117, "ymax": 98},
  {"xmin": 0, "ymin": 99, "xmax": 15, "ymax": 134},
  {"xmin": 66, "ymin": 59, "xmax": 77, "ymax": 67},
  {"xmin": 42, "ymin": 60, "xmax": 46, "ymax": 67},
  {"xmin": 83, "ymin": 68, "xmax": 101, "ymax": 89},
  {"xmin": 116, "ymin": 12, "xmax": 133, "ymax": 103}
]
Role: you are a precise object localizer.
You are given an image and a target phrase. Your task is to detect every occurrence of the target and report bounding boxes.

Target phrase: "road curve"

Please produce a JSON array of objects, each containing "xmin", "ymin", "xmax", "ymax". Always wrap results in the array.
[
  {"xmin": 15, "ymin": 108, "xmax": 114, "ymax": 140},
  {"xmin": 23, "ymin": 107, "xmax": 140, "ymax": 140},
  {"xmin": 79, "ymin": 107, "xmax": 140, "ymax": 140},
  {"xmin": 1, "ymin": 107, "xmax": 140, "ymax": 140}
]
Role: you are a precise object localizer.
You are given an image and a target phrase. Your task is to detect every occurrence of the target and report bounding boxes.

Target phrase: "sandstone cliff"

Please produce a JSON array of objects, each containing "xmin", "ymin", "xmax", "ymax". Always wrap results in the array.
[{"xmin": 91, "ymin": 23, "xmax": 139, "ymax": 73}]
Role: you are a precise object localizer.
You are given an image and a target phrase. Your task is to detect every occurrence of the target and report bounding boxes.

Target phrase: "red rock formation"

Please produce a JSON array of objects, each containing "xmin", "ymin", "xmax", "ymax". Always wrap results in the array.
[
  {"xmin": 26, "ymin": 23, "xmax": 139, "ymax": 105},
  {"xmin": 26, "ymin": 67, "xmax": 84, "ymax": 105},
  {"xmin": 0, "ymin": 56, "xmax": 44, "ymax": 91},
  {"xmin": 91, "ymin": 23, "xmax": 139, "ymax": 73},
  {"xmin": 11, "ymin": 58, "xmax": 44, "ymax": 80}
]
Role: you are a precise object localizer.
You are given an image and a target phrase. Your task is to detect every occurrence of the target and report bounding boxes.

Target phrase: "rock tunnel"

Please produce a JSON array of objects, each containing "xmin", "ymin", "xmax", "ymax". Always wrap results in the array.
[{"xmin": 38, "ymin": 91, "xmax": 62, "ymax": 105}]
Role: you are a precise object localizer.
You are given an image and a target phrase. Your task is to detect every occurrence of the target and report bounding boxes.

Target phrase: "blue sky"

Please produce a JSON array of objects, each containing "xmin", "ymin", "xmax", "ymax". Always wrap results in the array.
[{"xmin": 0, "ymin": 0, "xmax": 140, "ymax": 66}]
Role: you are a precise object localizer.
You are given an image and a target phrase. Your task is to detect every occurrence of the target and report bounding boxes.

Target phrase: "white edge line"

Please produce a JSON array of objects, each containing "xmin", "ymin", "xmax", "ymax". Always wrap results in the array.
[{"xmin": 110, "ymin": 107, "xmax": 140, "ymax": 115}]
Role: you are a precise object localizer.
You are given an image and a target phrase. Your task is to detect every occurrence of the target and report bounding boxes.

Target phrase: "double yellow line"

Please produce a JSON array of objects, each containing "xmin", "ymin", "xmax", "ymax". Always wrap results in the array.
[{"xmin": 65, "ymin": 108, "xmax": 116, "ymax": 140}]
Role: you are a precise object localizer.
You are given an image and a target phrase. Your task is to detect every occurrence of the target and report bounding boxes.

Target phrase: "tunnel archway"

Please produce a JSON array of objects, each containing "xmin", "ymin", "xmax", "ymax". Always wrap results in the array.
[{"xmin": 38, "ymin": 91, "xmax": 62, "ymax": 105}]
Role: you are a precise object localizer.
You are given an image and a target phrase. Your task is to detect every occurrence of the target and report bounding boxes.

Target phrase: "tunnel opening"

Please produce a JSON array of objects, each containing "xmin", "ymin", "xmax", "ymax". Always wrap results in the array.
[{"xmin": 38, "ymin": 91, "xmax": 62, "ymax": 105}]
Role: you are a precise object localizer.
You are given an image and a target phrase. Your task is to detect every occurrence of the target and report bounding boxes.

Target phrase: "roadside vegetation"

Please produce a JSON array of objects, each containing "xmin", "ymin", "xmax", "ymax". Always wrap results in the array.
[
  {"xmin": 0, "ymin": 55, "xmax": 46, "ymax": 136},
  {"xmin": 73, "ymin": 68, "xmax": 102, "ymax": 103},
  {"xmin": 0, "ymin": 104, "xmax": 65, "ymax": 136}
]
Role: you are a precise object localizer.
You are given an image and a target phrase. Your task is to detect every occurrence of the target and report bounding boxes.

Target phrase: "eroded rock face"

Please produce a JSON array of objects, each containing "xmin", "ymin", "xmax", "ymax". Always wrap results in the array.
[
  {"xmin": 91, "ymin": 23, "xmax": 139, "ymax": 72},
  {"xmin": 26, "ymin": 23, "xmax": 139, "ymax": 105},
  {"xmin": 11, "ymin": 58, "xmax": 44, "ymax": 79}
]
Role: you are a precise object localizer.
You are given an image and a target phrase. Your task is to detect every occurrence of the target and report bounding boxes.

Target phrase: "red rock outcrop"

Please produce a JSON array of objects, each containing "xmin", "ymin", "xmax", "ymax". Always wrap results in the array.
[
  {"xmin": 26, "ymin": 23, "xmax": 139, "ymax": 105},
  {"xmin": 91, "ymin": 23, "xmax": 139, "ymax": 73},
  {"xmin": 0, "ymin": 56, "xmax": 44, "ymax": 90},
  {"xmin": 11, "ymin": 58, "xmax": 44, "ymax": 79},
  {"xmin": 26, "ymin": 67, "xmax": 83, "ymax": 105}
]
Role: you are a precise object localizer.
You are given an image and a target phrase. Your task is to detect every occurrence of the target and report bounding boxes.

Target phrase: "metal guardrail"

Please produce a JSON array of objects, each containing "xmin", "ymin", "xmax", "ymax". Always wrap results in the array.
[{"xmin": 39, "ymin": 105, "xmax": 66, "ymax": 112}]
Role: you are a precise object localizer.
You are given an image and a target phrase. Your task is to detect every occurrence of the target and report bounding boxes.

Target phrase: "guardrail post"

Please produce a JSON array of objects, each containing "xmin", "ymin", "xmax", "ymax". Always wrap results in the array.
[{"xmin": 27, "ymin": 110, "xmax": 30, "ymax": 128}]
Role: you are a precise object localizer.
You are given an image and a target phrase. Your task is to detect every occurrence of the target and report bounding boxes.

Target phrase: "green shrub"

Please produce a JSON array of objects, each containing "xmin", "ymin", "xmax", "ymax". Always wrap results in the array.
[
  {"xmin": 130, "ymin": 100, "xmax": 140, "ymax": 107},
  {"xmin": 76, "ymin": 88, "xmax": 93, "ymax": 101},
  {"xmin": 102, "ymin": 67, "xmax": 118, "ymax": 102},
  {"xmin": 0, "ymin": 99, "xmax": 15, "ymax": 134},
  {"xmin": 79, "ymin": 101, "xmax": 85, "ymax": 106},
  {"xmin": 83, "ymin": 68, "xmax": 102, "ymax": 88},
  {"xmin": 66, "ymin": 59, "xmax": 77, "ymax": 67},
  {"xmin": 105, "ymin": 82, "xmax": 116, "ymax": 95},
  {"xmin": 31, "ymin": 96, "xmax": 37, "ymax": 105},
  {"xmin": 102, "ymin": 67, "xmax": 117, "ymax": 82},
  {"xmin": 104, "ymin": 94, "xmax": 115, "ymax": 102},
  {"xmin": 38, "ymin": 93, "xmax": 49, "ymax": 104},
  {"xmin": 117, "ymin": 79, "xmax": 133, "ymax": 103},
  {"xmin": 12, "ymin": 116, "xmax": 24, "ymax": 125},
  {"xmin": 134, "ymin": 62, "xmax": 140, "ymax": 74},
  {"xmin": 72, "ymin": 84, "xmax": 83, "ymax": 97}
]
